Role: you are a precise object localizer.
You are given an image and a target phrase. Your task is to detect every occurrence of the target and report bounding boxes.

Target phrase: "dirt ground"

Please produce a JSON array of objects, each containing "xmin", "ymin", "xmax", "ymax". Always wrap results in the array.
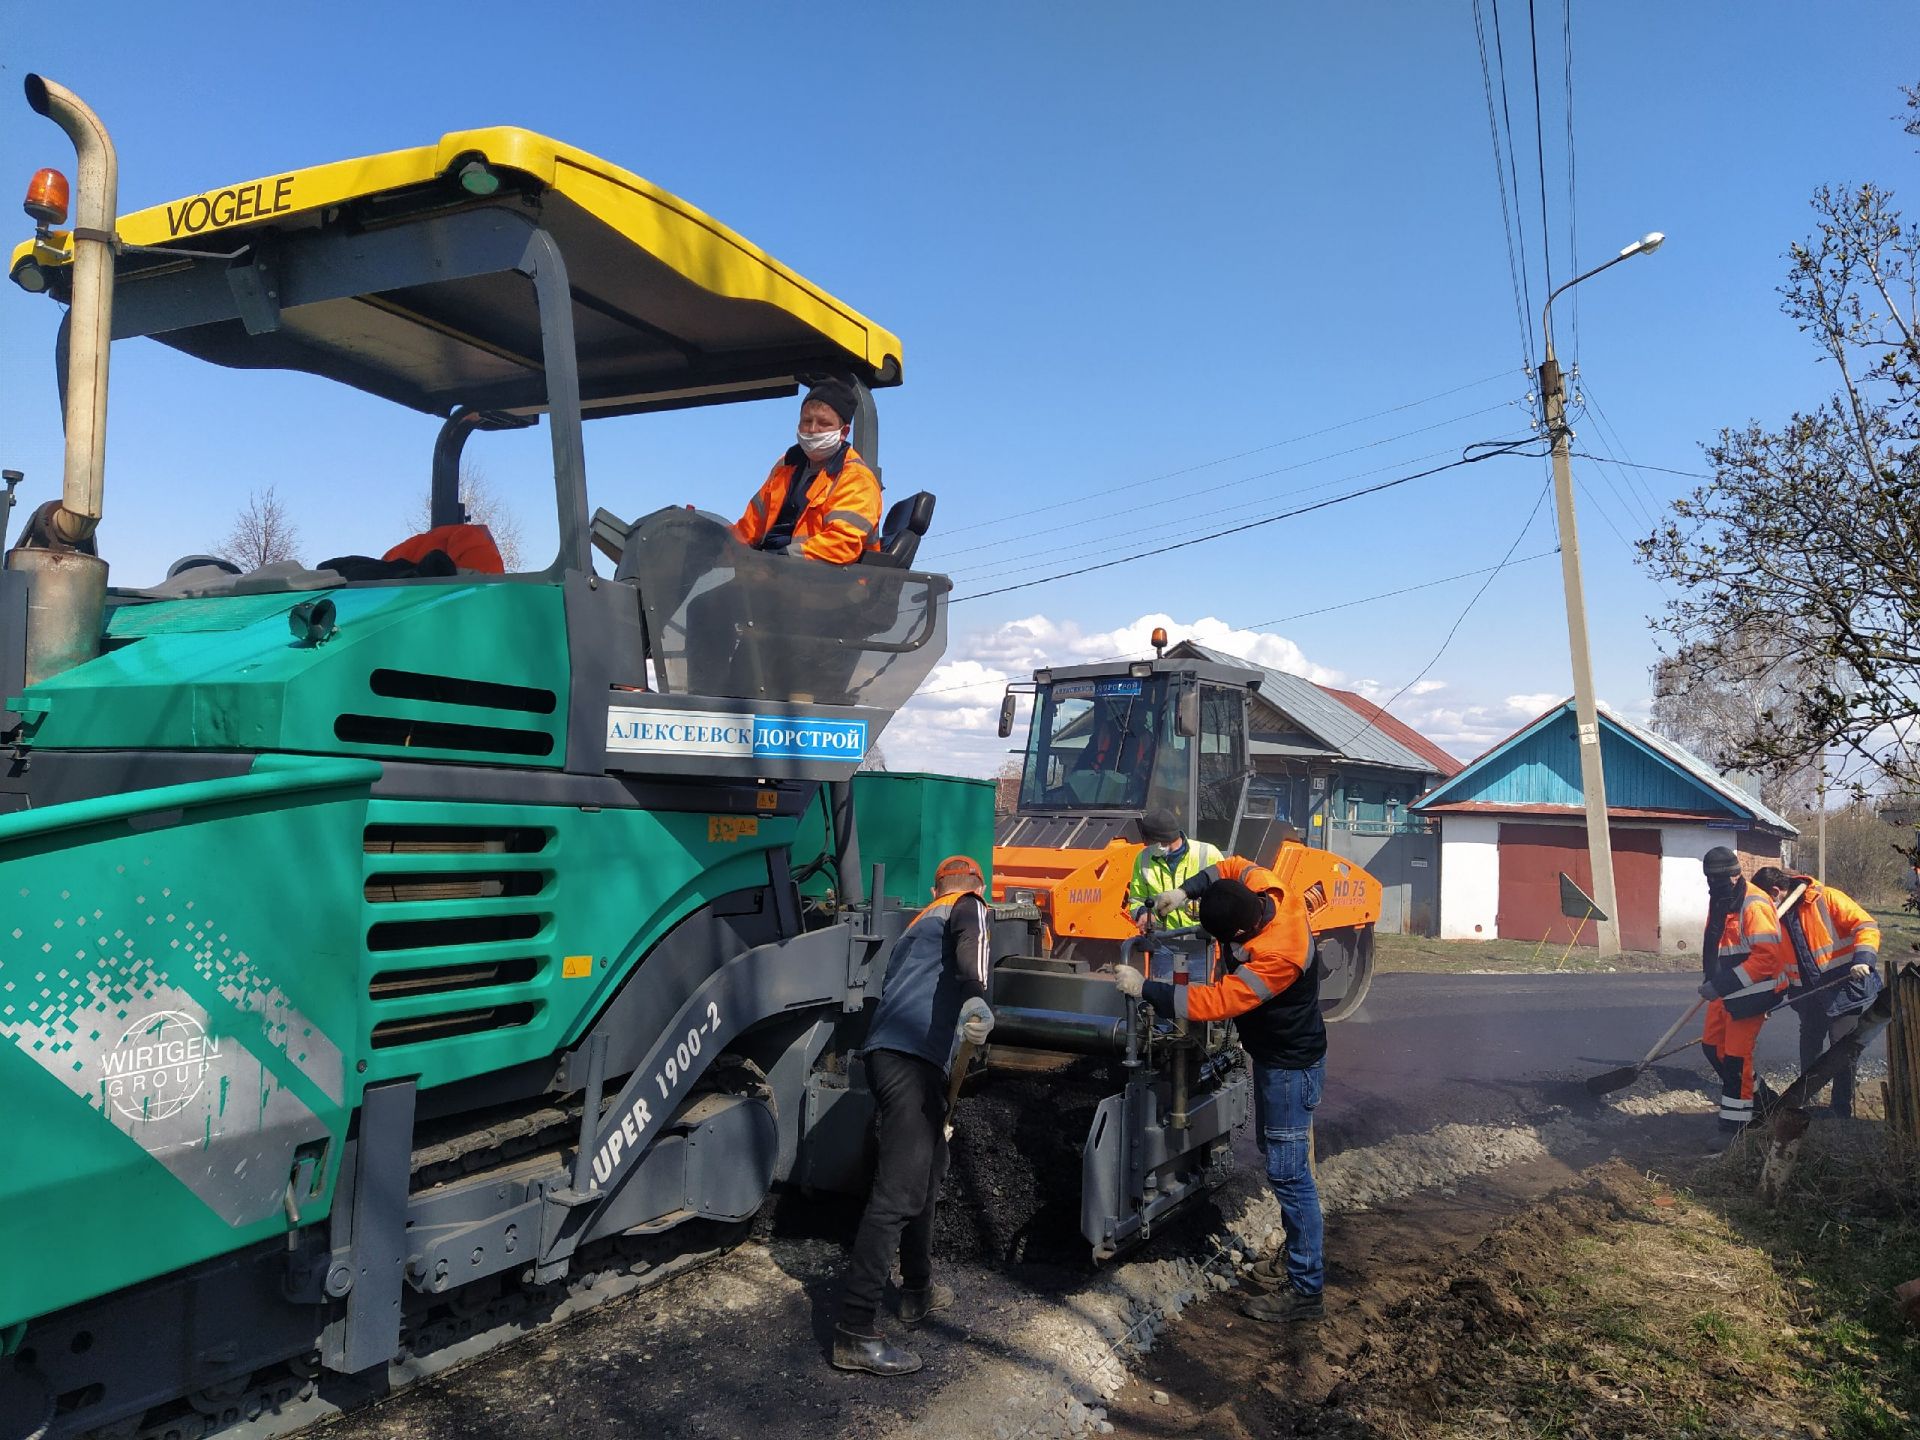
[{"xmin": 1103, "ymin": 1113, "xmax": 1920, "ymax": 1440}]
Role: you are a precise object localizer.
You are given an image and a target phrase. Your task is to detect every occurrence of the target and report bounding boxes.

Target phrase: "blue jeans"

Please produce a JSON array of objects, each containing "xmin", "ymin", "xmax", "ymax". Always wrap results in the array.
[{"xmin": 1251, "ymin": 1056, "xmax": 1325, "ymax": 1296}]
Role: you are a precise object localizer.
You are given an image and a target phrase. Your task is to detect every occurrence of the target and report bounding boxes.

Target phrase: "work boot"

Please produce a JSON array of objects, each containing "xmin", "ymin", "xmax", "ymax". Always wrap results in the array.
[
  {"xmin": 899, "ymin": 1283, "xmax": 954, "ymax": 1326},
  {"xmin": 1243, "ymin": 1256, "xmax": 1288, "ymax": 1294},
  {"xmin": 1242, "ymin": 1286, "xmax": 1324, "ymax": 1324},
  {"xmin": 831, "ymin": 1324, "xmax": 923, "ymax": 1376}
]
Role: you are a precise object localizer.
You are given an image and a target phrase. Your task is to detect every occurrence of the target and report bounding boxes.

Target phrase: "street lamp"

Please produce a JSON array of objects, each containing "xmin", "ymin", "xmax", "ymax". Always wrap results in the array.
[{"xmin": 1539, "ymin": 230, "xmax": 1664, "ymax": 959}]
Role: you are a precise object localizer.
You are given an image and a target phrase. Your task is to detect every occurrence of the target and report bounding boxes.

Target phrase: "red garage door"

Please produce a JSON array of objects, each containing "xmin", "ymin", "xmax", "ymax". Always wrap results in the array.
[{"xmin": 1497, "ymin": 824, "xmax": 1662, "ymax": 952}]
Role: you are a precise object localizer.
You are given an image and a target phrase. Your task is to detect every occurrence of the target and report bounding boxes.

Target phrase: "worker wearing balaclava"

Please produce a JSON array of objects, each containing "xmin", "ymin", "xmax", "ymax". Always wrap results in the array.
[{"xmin": 1696, "ymin": 847, "xmax": 1792, "ymax": 1147}]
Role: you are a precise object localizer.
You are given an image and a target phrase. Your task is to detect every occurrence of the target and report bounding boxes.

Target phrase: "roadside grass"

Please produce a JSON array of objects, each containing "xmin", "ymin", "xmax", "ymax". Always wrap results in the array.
[
  {"xmin": 1373, "ymin": 930, "xmax": 1692, "ymax": 975},
  {"xmin": 1686, "ymin": 1112, "xmax": 1920, "ymax": 1439},
  {"xmin": 1460, "ymin": 1200, "xmax": 1807, "ymax": 1439}
]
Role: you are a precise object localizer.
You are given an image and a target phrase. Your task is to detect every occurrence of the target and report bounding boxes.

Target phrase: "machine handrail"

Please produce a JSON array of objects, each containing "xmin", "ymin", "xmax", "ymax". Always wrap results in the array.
[{"xmin": 0, "ymin": 755, "xmax": 382, "ymax": 846}]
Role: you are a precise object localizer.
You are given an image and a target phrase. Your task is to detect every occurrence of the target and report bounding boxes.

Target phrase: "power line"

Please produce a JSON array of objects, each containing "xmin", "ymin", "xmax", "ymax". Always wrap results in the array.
[
  {"xmin": 912, "ymin": 547, "xmax": 1563, "ymax": 699},
  {"xmin": 951, "ymin": 443, "xmax": 1534, "ymax": 604},
  {"xmin": 1570, "ymin": 453, "xmax": 1712, "ymax": 483},
  {"xmin": 933, "ymin": 370, "xmax": 1517, "ymax": 542},
  {"xmin": 1527, "ymin": 0, "xmax": 1555, "ymax": 305},
  {"xmin": 1488, "ymin": 0, "xmax": 1539, "ymax": 364},
  {"xmin": 1472, "ymin": 0, "xmax": 1536, "ymax": 375},
  {"xmin": 1241, "ymin": 548, "xmax": 1560, "ymax": 631},
  {"xmin": 1562, "ymin": 0, "xmax": 1581, "ymax": 367},
  {"xmin": 949, "ymin": 444, "xmax": 1464, "ymax": 584},
  {"xmin": 934, "ymin": 397, "xmax": 1520, "ymax": 566},
  {"xmin": 1339, "ymin": 475, "xmax": 1555, "ymax": 755}
]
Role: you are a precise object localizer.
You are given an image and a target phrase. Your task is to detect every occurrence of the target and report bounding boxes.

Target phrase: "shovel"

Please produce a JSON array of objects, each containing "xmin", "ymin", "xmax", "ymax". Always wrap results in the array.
[
  {"xmin": 942, "ymin": 1039, "xmax": 978, "ymax": 1141},
  {"xmin": 1586, "ymin": 996, "xmax": 1705, "ymax": 1095},
  {"xmin": 1586, "ymin": 881, "xmax": 1814, "ymax": 1097}
]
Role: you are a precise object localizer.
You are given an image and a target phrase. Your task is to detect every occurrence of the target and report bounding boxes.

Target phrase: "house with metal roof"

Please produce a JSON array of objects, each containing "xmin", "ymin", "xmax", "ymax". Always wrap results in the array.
[
  {"xmin": 1169, "ymin": 641, "xmax": 1462, "ymax": 933},
  {"xmin": 1412, "ymin": 699, "xmax": 1798, "ymax": 954}
]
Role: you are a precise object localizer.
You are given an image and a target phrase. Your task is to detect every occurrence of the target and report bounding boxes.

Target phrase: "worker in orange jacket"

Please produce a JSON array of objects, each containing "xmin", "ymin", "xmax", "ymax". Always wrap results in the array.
[
  {"xmin": 1697, "ymin": 847, "xmax": 1793, "ymax": 1146},
  {"xmin": 1115, "ymin": 855, "xmax": 1326, "ymax": 1324},
  {"xmin": 1752, "ymin": 866, "xmax": 1883, "ymax": 1118},
  {"xmin": 732, "ymin": 378, "xmax": 881, "ymax": 564}
]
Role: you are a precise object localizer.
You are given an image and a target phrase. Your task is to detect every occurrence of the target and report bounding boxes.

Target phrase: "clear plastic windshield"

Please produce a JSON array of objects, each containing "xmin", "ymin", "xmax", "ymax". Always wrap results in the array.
[
  {"xmin": 624, "ymin": 507, "xmax": 948, "ymax": 710},
  {"xmin": 1017, "ymin": 675, "xmax": 1184, "ymax": 812}
]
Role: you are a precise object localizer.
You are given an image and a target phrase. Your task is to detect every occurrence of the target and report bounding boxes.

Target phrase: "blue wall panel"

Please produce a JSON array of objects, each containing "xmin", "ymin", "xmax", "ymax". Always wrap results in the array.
[{"xmin": 1430, "ymin": 712, "xmax": 1737, "ymax": 815}]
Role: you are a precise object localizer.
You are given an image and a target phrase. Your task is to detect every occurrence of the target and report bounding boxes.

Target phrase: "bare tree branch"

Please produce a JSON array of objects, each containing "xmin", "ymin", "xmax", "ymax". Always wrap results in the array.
[
  {"xmin": 217, "ymin": 486, "xmax": 301, "ymax": 570},
  {"xmin": 407, "ymin": 462, "xmax": 525, "ymax": 572},
  {"xmin": 1639, "ymin": 87, "xmax": 1920, "ymax": 798}
]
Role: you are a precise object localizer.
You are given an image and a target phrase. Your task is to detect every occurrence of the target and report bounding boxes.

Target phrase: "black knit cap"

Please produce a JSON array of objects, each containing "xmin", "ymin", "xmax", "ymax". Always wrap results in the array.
[
  {"xmin": 1702, "ymin": 846, "xmax": 1742, "ymax": 879},
  {"xmin": 1198, "ymin": 878, "xmax": 1266, "ymax": 943},
  {"xmin": 1140, "ymin": 808, "xmax": 1183, "ymax": 844},
  {"xmin": 801, "ymin": 378, "xmax": 859, "ymax": 426}
]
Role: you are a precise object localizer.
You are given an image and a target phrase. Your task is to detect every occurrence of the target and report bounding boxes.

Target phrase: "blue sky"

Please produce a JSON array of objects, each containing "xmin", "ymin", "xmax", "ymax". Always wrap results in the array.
[{"xmin": 2, "ymin": 3, "xmax": 1914, "ymax": 774}]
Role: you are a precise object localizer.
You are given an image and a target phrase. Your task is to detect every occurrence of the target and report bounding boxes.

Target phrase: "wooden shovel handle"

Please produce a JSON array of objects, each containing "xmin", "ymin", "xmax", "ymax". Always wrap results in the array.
[{"xmin": 1640, "ymin": 996, "xmax": 1707, "ymax": 1069}]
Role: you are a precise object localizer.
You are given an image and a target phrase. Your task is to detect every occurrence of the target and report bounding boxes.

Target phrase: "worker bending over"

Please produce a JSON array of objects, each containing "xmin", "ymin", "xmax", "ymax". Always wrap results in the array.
[
  {"xmin": 1752, "ymin": 866, "xmax": 1882, "ymax": 1119},
  {"xmin": 1697, "ymin": 847, "xmax": 1792, "ymax": 1147},
  {"xmin": 733, "ymin": 378, "xmax": 882, "ymax": 564},
  {"xmin": 834, "ymin": 856, "xmax": 994, "ymax": 1375},
  {"xmin": 1116, "ymin": 855, "xmax": 1326, "ymax": 1324}
]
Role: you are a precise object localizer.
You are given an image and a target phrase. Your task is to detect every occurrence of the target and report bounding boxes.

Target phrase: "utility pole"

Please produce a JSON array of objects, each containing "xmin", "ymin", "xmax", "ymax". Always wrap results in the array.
[
  {"xmin": 1817, "ymin": 750, "xmax": 1827, "ymax": 883},
  {"xmin": 1537, "ymin": 232, "xmax": 1665, "ymax": 959},
  {"xmin": 1539, "ymin": 352, "xmax": 1622, "ymax": 957}
]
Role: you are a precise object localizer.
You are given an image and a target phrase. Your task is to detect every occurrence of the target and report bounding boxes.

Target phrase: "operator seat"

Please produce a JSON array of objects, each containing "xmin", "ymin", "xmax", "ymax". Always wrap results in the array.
[{"xmin": 859, "ymin": 491, "xmax": 936, "ymax": 569}]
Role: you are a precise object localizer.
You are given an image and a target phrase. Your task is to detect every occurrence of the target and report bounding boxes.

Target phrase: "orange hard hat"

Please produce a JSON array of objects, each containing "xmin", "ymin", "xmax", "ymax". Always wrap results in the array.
[{"xmin": 934, "ymin": 854, "xmax": 985, "ymax": 886}]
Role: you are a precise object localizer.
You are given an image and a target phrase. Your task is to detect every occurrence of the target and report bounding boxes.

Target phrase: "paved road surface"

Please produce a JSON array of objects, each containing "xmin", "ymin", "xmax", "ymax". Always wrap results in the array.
[{"xmin": 1318, "ymin": 970, "xmax": 1822, "ymax": 1153}]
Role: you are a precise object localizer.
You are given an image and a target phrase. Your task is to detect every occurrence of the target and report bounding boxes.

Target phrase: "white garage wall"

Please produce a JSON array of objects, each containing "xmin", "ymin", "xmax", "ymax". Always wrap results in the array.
[
  {"xmin": 1438, "ymin": 815, "xmax": 1500, "ymax": 940},
  {"xmin": 1659, "ymin": 824, "xmax": 1719, "ymax": 956}
]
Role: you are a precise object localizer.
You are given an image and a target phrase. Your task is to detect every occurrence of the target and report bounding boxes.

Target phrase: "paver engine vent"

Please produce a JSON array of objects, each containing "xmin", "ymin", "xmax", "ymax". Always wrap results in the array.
[
  {"xmin": 362, "ymin": 823, "xmax": 553, "ymax": 1049},
  {"xmin": 336, "ymin": 668, "xmax": 560, "ymax": 758}
]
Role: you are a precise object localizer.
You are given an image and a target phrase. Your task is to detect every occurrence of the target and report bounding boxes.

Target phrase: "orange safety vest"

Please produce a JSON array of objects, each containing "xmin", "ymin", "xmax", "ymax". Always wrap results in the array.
[
  {"xmin": 1777, "ymin": 876, "xmax": 1881, "ymax": 992},
  {"xmin": 1711, "ymin": 881, "xmax": 1792, "ymax": 1017},
  {"xmin": 732, "ymin": 444, "xmax": 881, "ymax": 564},
  {"xmin": 1170, "ymin": 855, "xmax": 1314, "ymax": 1024}
]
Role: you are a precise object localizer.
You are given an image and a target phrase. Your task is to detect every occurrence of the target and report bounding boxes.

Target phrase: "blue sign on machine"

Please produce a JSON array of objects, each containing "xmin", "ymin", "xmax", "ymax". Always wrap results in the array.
[
  {"xmin": 751, "ymin": 716, "xmax": 869, "ymax": 760},
  {"xmin": 606, "ymin": 706, "xmax": 868, "ymax": 762},
  {"xmin": 1096, "ymin": 679, "xmax": 1142, "ymax": 697}
]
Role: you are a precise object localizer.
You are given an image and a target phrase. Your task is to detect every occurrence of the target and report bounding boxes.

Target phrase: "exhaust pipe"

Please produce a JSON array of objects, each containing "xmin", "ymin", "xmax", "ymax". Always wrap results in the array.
[{"xmin": 8, "ymin": 74, "xmax": 115, "ymax": 682}]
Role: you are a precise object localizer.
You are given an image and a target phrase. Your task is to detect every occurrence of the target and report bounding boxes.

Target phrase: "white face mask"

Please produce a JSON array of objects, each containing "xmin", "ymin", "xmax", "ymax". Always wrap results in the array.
[
  {"xmin": 797, "ymin": 426, "xmax": 845, "ymax": 459},
  {"xmin": 1143, "ymin": 843, "xmax": 1169, "ymax": 859}
]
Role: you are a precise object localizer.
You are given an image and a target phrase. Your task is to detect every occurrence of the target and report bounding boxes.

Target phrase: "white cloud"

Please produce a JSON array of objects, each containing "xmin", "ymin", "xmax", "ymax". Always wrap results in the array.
[{"xmin": 1503, "ymin": 691, "xmax": 1563, "ymax": 716}]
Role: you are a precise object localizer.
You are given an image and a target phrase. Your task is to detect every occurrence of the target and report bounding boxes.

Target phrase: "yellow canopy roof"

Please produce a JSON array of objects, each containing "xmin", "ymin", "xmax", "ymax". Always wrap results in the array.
[{"xmin": 11, "ymin": 127, "xmax": 902, "ymax": 416}]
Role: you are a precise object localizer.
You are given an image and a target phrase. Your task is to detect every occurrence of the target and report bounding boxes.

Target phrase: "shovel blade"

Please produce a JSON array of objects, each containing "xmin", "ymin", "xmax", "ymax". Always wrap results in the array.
[{"xmin": 1584, "ymin": 1064, "xmax": 1643, "ymax": 1096}]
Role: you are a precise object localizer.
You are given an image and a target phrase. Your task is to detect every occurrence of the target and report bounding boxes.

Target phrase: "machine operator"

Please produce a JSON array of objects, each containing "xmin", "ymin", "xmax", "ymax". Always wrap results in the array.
[{"xmin": 733, "ymin": 378, "xmax": 882, "ymax": 564}]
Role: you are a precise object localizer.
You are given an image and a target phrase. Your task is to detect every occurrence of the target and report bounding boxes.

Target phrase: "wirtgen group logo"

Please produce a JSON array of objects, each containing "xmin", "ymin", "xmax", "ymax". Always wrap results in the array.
[{"xmin": 100, "ymin": 1010, "xmax": 221, "ymax": 1122}]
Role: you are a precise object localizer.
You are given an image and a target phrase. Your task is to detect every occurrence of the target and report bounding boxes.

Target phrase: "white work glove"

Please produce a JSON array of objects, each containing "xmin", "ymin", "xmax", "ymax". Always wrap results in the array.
[
  {"xmin": 958, "ymin": 997, "xmax": 994, "ymax": 1046},
  {"xmin": 1851, "ymin": 962, "xmax": 1874, "ymax": 978},
  {"xmin": 1115, "ymin": 964, "xmax": 1146, "ymax": 998},
  {"xmin": 1150, "ymin": 887, "xmax": 1189, "ymax": 918}
]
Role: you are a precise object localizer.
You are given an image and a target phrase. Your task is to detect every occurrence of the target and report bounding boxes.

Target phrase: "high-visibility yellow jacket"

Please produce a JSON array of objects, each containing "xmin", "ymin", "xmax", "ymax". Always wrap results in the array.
[{"xmin": 1127, "ymin": 839, "xmax": 1223, "ymax": 929}]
